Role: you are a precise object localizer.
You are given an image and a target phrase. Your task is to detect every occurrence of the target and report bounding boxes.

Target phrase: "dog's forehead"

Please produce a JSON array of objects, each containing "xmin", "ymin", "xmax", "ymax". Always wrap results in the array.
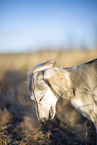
[
  {"xmin": 29, "ymin": 71, "xmax": 42, "ymax": 92},
  {"xmin": 32, "ymin": 71, "xmax": 48, "ymax": 94},
  {"xmin": 32, "ymin": 71, "xmax": 43, "ymax": 82}
]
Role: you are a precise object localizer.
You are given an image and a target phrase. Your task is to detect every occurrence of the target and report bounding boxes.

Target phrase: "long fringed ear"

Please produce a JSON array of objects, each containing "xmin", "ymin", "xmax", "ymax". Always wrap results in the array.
[
  {"xmin": 30, "ymin": 60, "xmax": 56, "ymax": 75},
  {"xmin": 44, "ymin": 68, "xmax": 71, "ymax": 99}
]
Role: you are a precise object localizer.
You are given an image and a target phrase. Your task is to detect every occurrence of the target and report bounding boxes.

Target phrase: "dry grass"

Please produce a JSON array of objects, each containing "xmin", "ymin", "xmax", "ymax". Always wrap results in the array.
[
  {"xmin": 0, "ymin": 49, "xmax": 97, "ymax": 70},
  {"xmin": 0, "ymin": 49, "xmax": 97, "ymax": 145}
]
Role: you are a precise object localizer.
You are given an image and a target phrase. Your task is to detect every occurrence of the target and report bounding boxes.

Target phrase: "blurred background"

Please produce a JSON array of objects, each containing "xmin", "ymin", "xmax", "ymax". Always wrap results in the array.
[
  {"xmin": 0, "ymin": 0, "xmax": 97, "ymax": 53},
  {"xmin": 0, "ymin": 0, "xmax": 97, "ymax": 145}
]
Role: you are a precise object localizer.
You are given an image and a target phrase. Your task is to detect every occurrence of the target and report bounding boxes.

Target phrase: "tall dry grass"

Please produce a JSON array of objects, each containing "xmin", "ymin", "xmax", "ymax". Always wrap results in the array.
[
  {"xmin": 0, "ymin": 49, "xmax": 97, "ymax": 145},
  {"xmin": 0, "ymin": 49, "xmax": 97, "ymax": 71}
]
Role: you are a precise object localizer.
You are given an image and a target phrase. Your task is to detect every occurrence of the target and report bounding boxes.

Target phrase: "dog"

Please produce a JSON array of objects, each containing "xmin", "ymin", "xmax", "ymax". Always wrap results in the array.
[{"xmin": 29, "ymin": 59, "xmax": 97, "ymax": 142}]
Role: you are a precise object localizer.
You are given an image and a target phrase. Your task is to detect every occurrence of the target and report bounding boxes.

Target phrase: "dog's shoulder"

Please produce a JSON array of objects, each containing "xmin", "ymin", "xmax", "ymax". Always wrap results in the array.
[
  {"xmin": 83, "ymin": 58, "xmax": 97, "ymax": 70},
  {"xmin": 74, "ymin": 58, "xmax": 97, "ymax": 70},
  {"xmin": 73, "ymin": 59, "xmax": 97, "ymax": 77},
  {"xmin": 66, "ymin": 59, "xmax": 97, "ymax": 90}
]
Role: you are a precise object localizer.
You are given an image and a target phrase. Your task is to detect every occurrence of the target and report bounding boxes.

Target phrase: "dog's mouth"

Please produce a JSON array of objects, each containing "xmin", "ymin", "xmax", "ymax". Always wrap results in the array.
[{"xmin": 49, "ymin": 106, "xmax": 55, "ymax": 120}]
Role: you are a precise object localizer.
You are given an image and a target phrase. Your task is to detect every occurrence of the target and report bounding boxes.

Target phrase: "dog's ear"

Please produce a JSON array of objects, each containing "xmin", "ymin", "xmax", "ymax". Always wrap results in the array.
[
  {"xmin": 31, "ymin": 60, "xmax": 56, "ymax": 75},
  {"xmin": 44, "ymin": 68, "xmax": 71, "ymax": 99}
]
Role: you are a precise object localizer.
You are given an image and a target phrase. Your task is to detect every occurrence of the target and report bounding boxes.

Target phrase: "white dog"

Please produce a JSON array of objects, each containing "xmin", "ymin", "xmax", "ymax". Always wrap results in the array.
[{"xmin": 29, "ymin": 59, "xmax": 97, "ymax": 142}]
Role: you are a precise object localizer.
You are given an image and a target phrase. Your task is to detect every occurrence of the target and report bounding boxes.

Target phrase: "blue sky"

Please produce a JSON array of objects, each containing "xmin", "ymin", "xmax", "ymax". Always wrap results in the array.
[{"xmin": 0, "ymin": 0, "xmax": 97, "ymax": 53}]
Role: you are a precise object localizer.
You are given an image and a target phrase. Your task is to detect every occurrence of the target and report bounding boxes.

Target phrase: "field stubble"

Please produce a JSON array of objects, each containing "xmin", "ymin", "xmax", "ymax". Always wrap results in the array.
[{"xmin": 0, "ymin": 49, "xmax": 97, "ymax": 145}]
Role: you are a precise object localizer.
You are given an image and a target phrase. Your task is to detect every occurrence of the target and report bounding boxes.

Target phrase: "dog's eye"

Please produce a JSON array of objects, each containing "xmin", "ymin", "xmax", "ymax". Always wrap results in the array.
[{"xmin": 39, "ymin": 95, "xmax": 44, "ymax": 102}]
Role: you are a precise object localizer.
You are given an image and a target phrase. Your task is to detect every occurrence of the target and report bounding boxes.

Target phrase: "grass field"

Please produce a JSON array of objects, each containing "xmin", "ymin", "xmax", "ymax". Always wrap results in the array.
[{"xmin": 0, "ymin": 49, "xmax": 97, "ymax": 145}]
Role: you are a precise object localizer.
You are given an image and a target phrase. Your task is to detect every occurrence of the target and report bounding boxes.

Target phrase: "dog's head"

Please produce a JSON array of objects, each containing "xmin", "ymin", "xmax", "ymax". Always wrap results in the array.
[
  {"xmin": 29, "ymin": 60, "xmax": 58, "ymax": 121},
  {"xmin": 29, "ymin": 60, "xmax": 71, "ymax": 121}
]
